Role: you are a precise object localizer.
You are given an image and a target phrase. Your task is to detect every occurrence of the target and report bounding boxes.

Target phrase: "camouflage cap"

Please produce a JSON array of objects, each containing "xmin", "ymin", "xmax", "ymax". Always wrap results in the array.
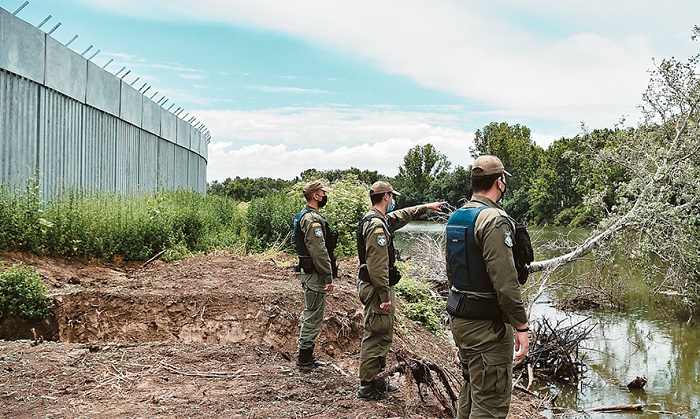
[
  {"xmin": 369, "ymin": 180, "xmax": 401, "ymax": 196},
  {"xmin": 471, "ymin": 155, "xmax": 512, "ymax": 177},
  {"xmin": 302, "ymin": 181, "xmax": 330, "ymax": 195}
]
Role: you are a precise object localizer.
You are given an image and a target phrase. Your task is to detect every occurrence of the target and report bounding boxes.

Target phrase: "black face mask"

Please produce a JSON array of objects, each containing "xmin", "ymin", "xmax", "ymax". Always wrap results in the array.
[
  {"xmin": 498, "ymin": 178, "xmax": 507, "ymax": 202},
  {"xmin": 318, "ymin": 195, "xmax": 328, "ymax": 208}
]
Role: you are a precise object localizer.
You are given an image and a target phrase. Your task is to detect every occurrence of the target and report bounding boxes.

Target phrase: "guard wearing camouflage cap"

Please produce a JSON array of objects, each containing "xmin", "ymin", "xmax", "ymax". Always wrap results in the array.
[
  {"xmin": 293, "ymin": 181, "xmax": 339, "ymax": 369},
  {"xmin": 355, "ymin": 181, "xmax": 445, "ymax": 400},
  {"xmin": 446, "ymin": 155, "xmax": 529, "ymax": 418}
]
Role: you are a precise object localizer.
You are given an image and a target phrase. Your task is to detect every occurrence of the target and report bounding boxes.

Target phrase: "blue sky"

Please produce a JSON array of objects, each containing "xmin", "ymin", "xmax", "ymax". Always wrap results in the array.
[{"xmin": 4, "ymin": 0, "xmax": 700, "ymax": 181}]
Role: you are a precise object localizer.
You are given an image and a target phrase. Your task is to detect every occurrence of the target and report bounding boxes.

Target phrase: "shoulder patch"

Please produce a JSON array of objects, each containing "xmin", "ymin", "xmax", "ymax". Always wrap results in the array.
[
  {"xmin": 314, "ymin": 227, "xmax": 323, "ymax": 238},
  {"xmin": 504, "ymin": 231, "xmax": 514, "ymax": 247},
  {"xmin": 377, "ymin": 235, "xmax": 387, "ymax": 247}
]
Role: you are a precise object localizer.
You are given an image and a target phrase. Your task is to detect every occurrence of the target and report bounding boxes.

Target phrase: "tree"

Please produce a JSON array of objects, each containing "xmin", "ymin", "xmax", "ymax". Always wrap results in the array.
[
  {"xmin": 471, "ymin": 122, "xmax": 542, "ymax": 220},
  {"xmin": 395, "ymin": 144, "xmax": 451, "ymax": 207},
  {"xmin": 530, "ymin": 40, "xmax": 700, "ymax": 312}
]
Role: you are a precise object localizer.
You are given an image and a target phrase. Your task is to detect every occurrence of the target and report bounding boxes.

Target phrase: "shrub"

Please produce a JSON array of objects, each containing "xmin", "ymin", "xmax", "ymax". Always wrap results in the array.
[
  {"xmin": 245, "ymin": 191, "xmax": 299, "ymax": 252},
  {"xmin": 0, "ymin": 263, "xmax": 54, "ymax": 318},
  {"xmin": 394, "ymin": 272, "xmax": 444, "ymax": 334},
  {"xmin": 0, "ymin": 187, "xmax": 247, "ymax": 261}
]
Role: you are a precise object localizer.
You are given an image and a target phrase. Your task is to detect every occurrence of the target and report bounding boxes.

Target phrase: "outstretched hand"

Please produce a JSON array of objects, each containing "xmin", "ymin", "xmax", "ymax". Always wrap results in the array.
[{"xmin": 426, "ymin": 201, "xmax": 448, "ymax": 212}]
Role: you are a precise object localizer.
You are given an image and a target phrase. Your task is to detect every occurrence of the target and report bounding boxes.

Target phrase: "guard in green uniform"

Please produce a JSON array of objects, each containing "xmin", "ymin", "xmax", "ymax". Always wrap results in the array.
[
  {"xmin": 446, "ymin": 156, "xmax": 529, "ymax": 418},
  {"xmin": 356, "ymin": 180, "xmax": 445, "ymax": 400},
  {"xmin": 294, "ymin": 181, "xmax": 338, "ymax": 370}
]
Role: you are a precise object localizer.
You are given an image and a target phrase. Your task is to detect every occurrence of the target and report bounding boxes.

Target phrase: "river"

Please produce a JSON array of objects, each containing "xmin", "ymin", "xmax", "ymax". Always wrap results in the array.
[{"xmin": 396, "ymin": 222, "xmax": 700, "ymax": 418}]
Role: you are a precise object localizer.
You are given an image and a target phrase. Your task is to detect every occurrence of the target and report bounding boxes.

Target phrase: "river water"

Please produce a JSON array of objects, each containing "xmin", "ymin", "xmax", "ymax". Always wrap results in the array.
[{"xmin": 396, "ymin": 222, "xmax": 700, "ymax": 418}]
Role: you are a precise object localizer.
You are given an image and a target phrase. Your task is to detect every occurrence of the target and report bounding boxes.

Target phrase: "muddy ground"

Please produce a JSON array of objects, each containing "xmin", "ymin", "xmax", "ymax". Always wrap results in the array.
[{"xmin": 0, "ymin": 251, "xmax": 543, "ymax": 418}]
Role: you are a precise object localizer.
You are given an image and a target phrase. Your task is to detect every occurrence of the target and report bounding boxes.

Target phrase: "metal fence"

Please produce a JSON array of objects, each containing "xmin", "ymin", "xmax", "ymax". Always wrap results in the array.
[{"xmin": 0, "ymin": 6, "xmax": 208, "ymax": 199}]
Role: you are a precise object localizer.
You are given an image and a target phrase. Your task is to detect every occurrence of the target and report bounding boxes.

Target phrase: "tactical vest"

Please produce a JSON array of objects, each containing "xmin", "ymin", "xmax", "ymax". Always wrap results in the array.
[
  {"xmin": 446, "ymin": 206, "xmax": 494, "ymax": 292},
  {"xmin": 293, "ymin": 209, "xmax": 338, "ymax": 277},
  {"xmin": 356, "ymin": 214, "xmax": 401, "ymax": 286}
]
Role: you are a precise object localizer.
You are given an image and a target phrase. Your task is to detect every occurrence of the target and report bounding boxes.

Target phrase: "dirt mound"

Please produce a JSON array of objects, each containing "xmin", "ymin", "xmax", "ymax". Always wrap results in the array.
[{"xmin": 0, "ymin": 251, "xmax": 539, "ymax": 418}]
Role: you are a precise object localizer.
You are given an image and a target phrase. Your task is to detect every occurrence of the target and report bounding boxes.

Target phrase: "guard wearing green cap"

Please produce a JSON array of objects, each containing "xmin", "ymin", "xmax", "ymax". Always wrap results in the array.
[
  {"xmin": 446, "ymin": 155, "xmax": 529, "ymax": 418},
  {"xmin": 355, "ymin": 180, "xmax": 446, "ymax": 400},
  {"xmin": 293, "ymin": 180, "xmax": 338, "ymax": 369}
]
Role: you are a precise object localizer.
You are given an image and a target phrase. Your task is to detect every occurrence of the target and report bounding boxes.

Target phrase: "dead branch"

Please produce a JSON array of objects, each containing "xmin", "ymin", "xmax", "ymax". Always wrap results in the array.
[
  {"xmin": 584, "ymin": 403, "xmax": 649, "ymax": 412},
  {"xmin": 527, "ymin": 317, "xmax": 594, "ymax": 382},
  {"xmin": 159, "ymin": 361, "xmax": 259, "ymax": 379},
  {"xmin": 142, "ymin": 250, "xmax": 166, "ymax": 268},
  {"xmin": 381, "ymin": 350, "xmax": 457, "ymax": 418}
]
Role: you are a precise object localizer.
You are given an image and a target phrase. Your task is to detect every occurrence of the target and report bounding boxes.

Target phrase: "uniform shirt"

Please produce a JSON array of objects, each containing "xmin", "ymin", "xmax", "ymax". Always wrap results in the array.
[
  {"xmin": 359, "ymin": 205, "xmax": 429, "ymax": 304},
  {"xmin": 446, "ymin": 195, "xmax": 528, "ymax": 327},
  {"xmin": 298, "ymin": 205, "xmax": 333, "ymax": 286}
]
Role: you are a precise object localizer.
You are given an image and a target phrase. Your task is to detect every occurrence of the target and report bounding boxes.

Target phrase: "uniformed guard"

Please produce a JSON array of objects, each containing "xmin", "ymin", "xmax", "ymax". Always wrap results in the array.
[
  {"xmin": 356, "ymin": 180, "xmax": 445, "ymax": 400},
  {"xmin": 294, "ymin": 181, "xmax": 338, "ymax": 370},
  {"xmin": 446, "ymin": 155, "xmax": 529, "ymax": 418}
]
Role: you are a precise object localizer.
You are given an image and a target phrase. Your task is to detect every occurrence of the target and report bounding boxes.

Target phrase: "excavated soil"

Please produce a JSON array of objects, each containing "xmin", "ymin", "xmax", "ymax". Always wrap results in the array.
[{"xmin": 0, "ymin": 251, "xmax": 541, "ymax": 418}]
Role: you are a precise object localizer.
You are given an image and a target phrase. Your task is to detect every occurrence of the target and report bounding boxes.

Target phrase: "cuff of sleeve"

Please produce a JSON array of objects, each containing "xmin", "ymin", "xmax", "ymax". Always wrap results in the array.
[{"xmin": 379, "ymin": 289, "xmax": 390, "ymax": 303}]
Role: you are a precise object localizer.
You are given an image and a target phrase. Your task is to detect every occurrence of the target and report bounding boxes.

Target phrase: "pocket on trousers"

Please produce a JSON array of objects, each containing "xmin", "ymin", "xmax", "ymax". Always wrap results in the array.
[
  {"xmin": 480, "ymin": 353, "xmax": 512, "ymax": 394},
  {"xmin": 368, "ymin": 312, "xmax": 391, "ymax": 334}
]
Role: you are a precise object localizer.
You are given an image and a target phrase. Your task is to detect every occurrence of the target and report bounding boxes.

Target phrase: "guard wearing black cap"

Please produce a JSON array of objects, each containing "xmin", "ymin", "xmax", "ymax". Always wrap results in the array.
[
  {"xmin": 293, "ymin": 181, "xmax": 338, "ymax": 369},
  {"xmin": 355, "ymin": 181, "xmax": 445, "ymax": 400},
  {"xmin": 446, "ymin": 155, "xmax": 529, "ymax": 418}
]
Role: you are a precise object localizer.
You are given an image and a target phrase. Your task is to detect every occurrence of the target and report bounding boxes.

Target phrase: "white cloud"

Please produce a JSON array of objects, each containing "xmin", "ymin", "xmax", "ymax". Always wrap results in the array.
[
  {"xmin": 83, "ymin": 0, "xmax": 699, "ymax": 130},
  {"xmin": 200, "ymin": 107, "xmax": 476, "ymax": 181}
]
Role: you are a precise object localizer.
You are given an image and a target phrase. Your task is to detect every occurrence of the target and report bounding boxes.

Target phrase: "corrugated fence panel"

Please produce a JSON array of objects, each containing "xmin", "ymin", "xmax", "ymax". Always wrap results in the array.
[
  {"xmin": 84, "ymin": 107, "xmax": 118, "ymax": 192},
  {"xmin": 174, "ymin": 146, "xmax": 189, "ymax": 190},
  {"xmin": 138, "ymin": 132, "xmax": 159, "ymax": 192},
  {"xmin": 157, "ymin": 140, "xmax": 176, "ymax": 190},
  {"xmin": 38, "ymin": 88, "xmax": 84, "ymax": 198},
  {"xmin": 116, "ymin": 121, "xmax": 140, "ymax": 194},
  {"xmin": 0, "ymin": 70, "xmax": 39, "ymax": 189},
  {"xmin": 188, "ymin": 150, "xmax": 199, "ymax": 191},
  {"xmin": 0, "ymin": 9, "xmax": 208, "ymax": 197}
]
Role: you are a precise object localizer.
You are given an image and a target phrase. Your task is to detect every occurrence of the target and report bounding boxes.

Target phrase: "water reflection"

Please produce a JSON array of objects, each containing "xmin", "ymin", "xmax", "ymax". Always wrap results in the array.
[{"xmin": 397, "ymin": 222, "xmax": 700, "ymax": 418}]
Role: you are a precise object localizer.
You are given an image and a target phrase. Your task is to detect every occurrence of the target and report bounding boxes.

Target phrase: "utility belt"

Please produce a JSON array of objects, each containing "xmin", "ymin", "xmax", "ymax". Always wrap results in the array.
[
  {"xmin": 358, "ymin": 265, "xmax": 402, "ymax": 286},
  {"xmin": 446, "ymin": 289, "xmax": 504, "ymax": 320}
]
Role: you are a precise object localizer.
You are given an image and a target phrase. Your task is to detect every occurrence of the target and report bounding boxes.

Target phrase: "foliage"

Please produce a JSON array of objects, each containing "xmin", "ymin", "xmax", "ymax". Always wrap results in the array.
[
  {"xmin": 394, "ymin": 144, "xmax": 451, "ymax": 207},
  {"xmin": 207, "ymin": 176, "xmax": 293, "ymax": 201},
  {"xmin": 298, "ymin": 167, "xmax": 384, "ymax": 186},
  {"xmin": 471, "ymin": 122, "xmax": 542, "ymax": 220},
  {"xmin": 427, "ymin": 166, "xmax": 471, "ymax": 208},
  {"xmin": 0, "ymin": 188, "xmax": 246, "ymax": 261},
  {"xmin": 0, "ymin": 263, "xmax": 54, "ymax": 318},
  {"xmin": 394, "ymin": 273, "xmax": 444, "ymax": 334},
  {"xmin": 245, "ymin": 191, "xmax": 299, "ymax": 253}
]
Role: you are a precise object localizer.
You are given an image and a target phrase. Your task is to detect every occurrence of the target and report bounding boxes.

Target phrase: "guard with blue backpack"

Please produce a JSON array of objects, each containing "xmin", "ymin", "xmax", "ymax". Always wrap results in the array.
[
  {"xmin": 293, "ymin": 181, "xmax": 339, "ymax": 370},
  {"xmin": 446, "ymin": 155, "xmax": 532, "ymax": 419}
]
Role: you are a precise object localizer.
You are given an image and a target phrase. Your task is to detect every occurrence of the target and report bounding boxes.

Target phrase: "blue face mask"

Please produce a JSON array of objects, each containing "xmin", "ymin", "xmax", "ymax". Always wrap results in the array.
[{"xmin": 387, "ymin": 197, "xmax": 395, "ymax": 212}]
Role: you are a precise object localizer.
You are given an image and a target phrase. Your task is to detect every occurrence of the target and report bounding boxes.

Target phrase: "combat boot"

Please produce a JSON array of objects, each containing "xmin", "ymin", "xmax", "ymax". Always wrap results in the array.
[
  {"xmin": 296, "ymin": 347, "xmax": 325, "ymax": 370},
  {"xmin": 375, "ymin": 376, "xmax": 398, "ymax": 392},
  {"xmin": 356, "ymin": 380, "xmax": 388, "ymax": 400}
]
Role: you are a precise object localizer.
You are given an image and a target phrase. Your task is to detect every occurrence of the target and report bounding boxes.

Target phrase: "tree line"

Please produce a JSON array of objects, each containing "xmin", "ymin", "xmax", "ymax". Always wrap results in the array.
[{"xmin": 207, "ymin": 124, "xmax": 631, "ymax": 229}]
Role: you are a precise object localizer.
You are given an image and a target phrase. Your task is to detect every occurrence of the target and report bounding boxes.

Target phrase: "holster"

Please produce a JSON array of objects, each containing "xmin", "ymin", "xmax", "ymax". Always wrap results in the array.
[{"xmin": 446, "ymin": 291, "xmax": 503, "ymax": 320}]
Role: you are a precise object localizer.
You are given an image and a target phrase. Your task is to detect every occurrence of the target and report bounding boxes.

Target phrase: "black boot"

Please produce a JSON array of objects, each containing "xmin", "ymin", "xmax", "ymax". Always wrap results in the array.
[
  {"xmin": 296, "ymin": 347, "xmax": 325, "ymax": 370},
  {"xmin": 356, "ymin": 379, "xmax": 388, "ymax": 400},
  {"xmin": 375, "ymin": 376, "xmax": 398, "ymax": 392}
]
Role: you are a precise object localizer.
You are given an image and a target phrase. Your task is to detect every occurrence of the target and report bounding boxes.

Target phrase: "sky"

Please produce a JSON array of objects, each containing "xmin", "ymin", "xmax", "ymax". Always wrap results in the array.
[{"xmin": 3, "ymin": 0, "xmax": 700, "ymax": 181}]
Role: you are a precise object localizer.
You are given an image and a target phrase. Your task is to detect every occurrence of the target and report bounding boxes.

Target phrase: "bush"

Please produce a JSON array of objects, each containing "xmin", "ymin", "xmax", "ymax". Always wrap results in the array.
[
  {"xmin": 0, "ymin": 187, "xmax": 247, "ymax": 261},
  {"xmin": 245, "ymin": 191, "xmax": 299, "ymax": 252},
  {"xmin": 0, "ymin": 263, "xmax": 54, "ymax": 318},
  {"xmin": 394, "ymin": 272, "xmax": 444, "ymax": 334}
]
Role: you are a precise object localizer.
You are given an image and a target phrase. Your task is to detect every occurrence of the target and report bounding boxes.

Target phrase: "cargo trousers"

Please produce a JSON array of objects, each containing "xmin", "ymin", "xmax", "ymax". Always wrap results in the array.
[
  {"xmin": 450, "ymin": 316, "xmax": 514, "ymax": 419},
  {"xmin": 298, "ymin": 271, "xmax": 327, "ymax": 350},
  {"xmin": 357, "ymin": 279, "xmax": 395, "ymax": 382}
]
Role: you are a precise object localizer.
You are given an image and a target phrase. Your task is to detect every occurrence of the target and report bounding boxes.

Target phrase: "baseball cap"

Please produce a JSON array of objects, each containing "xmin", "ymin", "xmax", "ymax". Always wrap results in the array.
[
  {"xmin": 369, "ymin": 181, "xmax": 401, "ymax": 196},
  {"xmin": 302, "ymin": 181, "xmax": 330, "ymax": 195},
  {"xmin": 471, "ymin": 155, "xmax": 511, "ymax": 177}
]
